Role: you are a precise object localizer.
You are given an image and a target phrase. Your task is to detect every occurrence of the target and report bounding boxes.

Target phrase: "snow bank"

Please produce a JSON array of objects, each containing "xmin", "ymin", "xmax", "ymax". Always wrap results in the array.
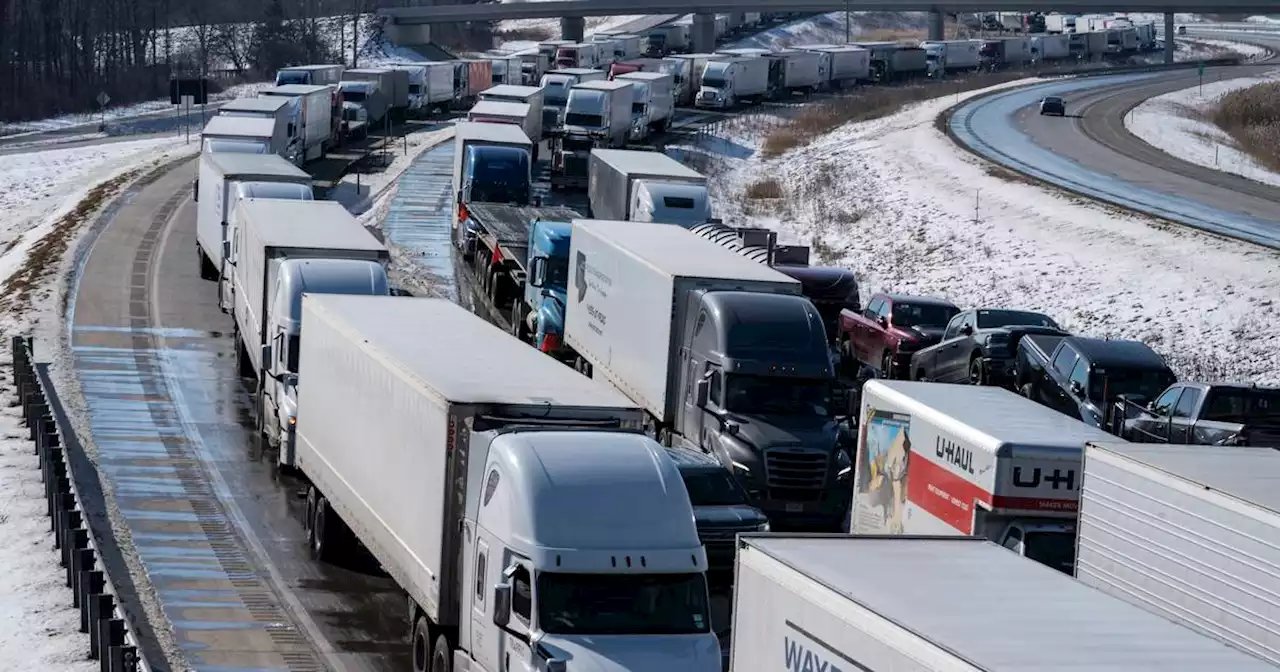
[
  {"xmin": 1126, "ymin": 69, "xmax": 1280, "ymax": 189},
  {"xmin": 692, "ymin": 81, "xmax": 1280, "ymax": 382},
  {"xmin": 0, "ymin": 380, "xmax": 95, "ymax": 671},
  {"xmin": 727, "ymin": 11, "xmax": 927, "ymax": 50},
  {"xmin": 331, "ymin": 123, "xmax": 457, "ymax": 221},
  {"xmin": 1186, "ymin": 38, "xmax": 1273, "ymax": 59},
  {"xmin": 496, "ymin": 14, "xmax": 645, "ymax": 40}
]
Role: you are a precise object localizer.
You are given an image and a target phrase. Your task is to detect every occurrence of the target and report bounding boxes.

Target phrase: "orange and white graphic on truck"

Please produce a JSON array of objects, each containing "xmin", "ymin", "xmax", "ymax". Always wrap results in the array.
[{"xmin": 852, "ymin": 408, "xmax": 913, "ymax": 535}]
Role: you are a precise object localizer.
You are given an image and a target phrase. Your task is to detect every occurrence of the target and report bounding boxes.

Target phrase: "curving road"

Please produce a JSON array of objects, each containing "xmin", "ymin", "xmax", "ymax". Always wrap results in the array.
[{"xmin": 950, "ymin": 33, "xmax": 1280, "ymax": 249}]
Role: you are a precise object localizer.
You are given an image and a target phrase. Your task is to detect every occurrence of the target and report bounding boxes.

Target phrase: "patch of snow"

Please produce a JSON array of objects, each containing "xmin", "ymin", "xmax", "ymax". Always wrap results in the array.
[
  {"xmin": 1126, "ymin": 69, "xmax": 1280, "ymax": 189},
  {"xmin": 1245, "ymin": 16, "xmax": 1280, "ymax": 25},
  {"xmin": 1127, "ymin": 13, "xmax": 1205, "ymax": 24},
  {"xmin": 331, "ymin": 124, "xmax": 457, "ymax": 218},
  {"xmin": 728, "ymin": 11, "xmax": 928, "ymax": 50},
  {"xmin": 0, "ymin": 391, "xmax": 95, "ymax": 671},
  {"xmin": 495, "ymin": 14, "xmax": 646, "ymax": 40},
  {"xmin": 1187, "ymin": 37, "xmax": 1273, "ymax": 59},
  {"xmin": 694, "ymin": 80, "xmax": 1280, "ymax": 383}
]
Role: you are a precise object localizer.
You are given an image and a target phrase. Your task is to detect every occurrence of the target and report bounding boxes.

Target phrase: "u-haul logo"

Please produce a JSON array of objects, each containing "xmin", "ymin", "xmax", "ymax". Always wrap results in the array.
[{"xmin": 935, "ymin": 436, "xmax": 974, "ymax": 474}]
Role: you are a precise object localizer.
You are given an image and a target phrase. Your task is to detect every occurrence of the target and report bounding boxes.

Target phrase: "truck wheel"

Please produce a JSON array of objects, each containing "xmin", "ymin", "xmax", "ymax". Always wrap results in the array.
[
  {"xmin": 236, "ymin": 339, "xmax": 255, "ymax": 379},
  {"xmin": 305, "ymin": 486, "xmax": 317, "ymax": 537},
  {"xmin": 412, "ymin": 616, "xmax": 432, "ymax": 672},
  {"xmin": 969, "ymin": 356, "xmax": 985, "ymax": 385},
  {"xmin": 311, "ymin": 495, "xmax": 334, "ymax": 563},
  {"xmin": 510, "ymin": 304, "xmax": 527, "ymax": 342},
  {"xmin": 431, "ymin": 633, "xmax": 453, "ymax": 672},
  {"xmin": 881, "ymin": 351, "xmax": 895, "ymax": 380}
]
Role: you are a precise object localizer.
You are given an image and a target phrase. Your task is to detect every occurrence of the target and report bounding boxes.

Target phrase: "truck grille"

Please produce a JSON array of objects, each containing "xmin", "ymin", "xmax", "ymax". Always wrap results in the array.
[
  {"xmin": 765, "ymin": 449, "xmax": 828, "ymax": 496},
  {"xmin": 562, "ymin": 155, "xmax": 588, "ymax": 174}
]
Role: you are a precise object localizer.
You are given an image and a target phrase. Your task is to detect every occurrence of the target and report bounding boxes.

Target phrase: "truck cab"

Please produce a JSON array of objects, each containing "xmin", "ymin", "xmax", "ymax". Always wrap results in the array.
[
  {"xmin": 1017, "ymin": 335, "xmax": 1176, "ymax": 429},
  {"xmin": 989, "ymin": 517, "xmax": 1077, "ymax": 575},
  {"xmin": 1119, "ymin": 382, "xmax": 1280, "ymax": 446},
  {"xmin": 838, "ymin": 293, "xmax": 959, "ymax": 380},
  {"xmin": 201, "ymin": 116, "xmax": 275, "ymax": 155},
  {"xmin": 454, "ymin": 136, "xmax": 534, "ymax": 255},
  {"xmin": 523, "ymin": 220, "xmax": 574, "ymax": 360},
  {"xmin": 697, "ymin": 60, "xmax": 738, "ymax": 108}
]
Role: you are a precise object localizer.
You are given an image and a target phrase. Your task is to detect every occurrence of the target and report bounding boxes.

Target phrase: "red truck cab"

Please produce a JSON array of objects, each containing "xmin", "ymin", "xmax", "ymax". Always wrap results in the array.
[{"xmin": 838, "ymin": 292, "xmax": 959, "ymax": 379}]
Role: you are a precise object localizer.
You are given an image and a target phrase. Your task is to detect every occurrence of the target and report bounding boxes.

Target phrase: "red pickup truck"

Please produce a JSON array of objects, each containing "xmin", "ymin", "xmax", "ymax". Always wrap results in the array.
[{"xmin": 838, "ymin": 292, "xmax": 960, "ymax": 378}]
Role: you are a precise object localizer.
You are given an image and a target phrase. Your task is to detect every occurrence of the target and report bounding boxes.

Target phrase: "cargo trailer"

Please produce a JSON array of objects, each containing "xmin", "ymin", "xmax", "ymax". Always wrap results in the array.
[
  {"xmin": 478, "ymin": 84, "xmax": 545, "ymax": 140},
  {"xmin": 200, "ymin": 116, "xmax": 283, "ymax": 157},
  {"xmin": 217, "ymin": 97, "xmax": 300, "ymax": 164},
  {"xmin": 587, "ymin": 149, "xmax": 709, "ymax": 225},
  {"xmin": 259, "ymin": 84, "xmax": 333, "ymax": 160}
]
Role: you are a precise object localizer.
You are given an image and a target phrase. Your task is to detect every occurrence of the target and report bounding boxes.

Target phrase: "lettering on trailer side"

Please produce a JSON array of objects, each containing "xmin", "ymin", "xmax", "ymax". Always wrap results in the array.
[
  {"xmin": 783, "ymin": 620, "xmax": 875, "ymax": 672},
  {"xmin": 1012, "ymin": 466, "xmax": 1076, "ymax": 491},
  {"xmin": 934, "ymin": 436, "xmax": 974, "ymax": 475}
]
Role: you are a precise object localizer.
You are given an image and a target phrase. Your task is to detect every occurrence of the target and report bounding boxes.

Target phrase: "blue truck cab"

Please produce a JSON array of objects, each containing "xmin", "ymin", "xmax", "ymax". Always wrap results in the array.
[{"xmin": 525, "ymin": 219, "xmax": 574, "ymax": 359}]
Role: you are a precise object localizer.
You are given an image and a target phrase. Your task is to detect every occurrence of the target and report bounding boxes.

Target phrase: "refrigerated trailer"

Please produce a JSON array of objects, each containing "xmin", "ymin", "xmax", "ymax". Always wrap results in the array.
[
  {"xmin": 260, "ymin": 84, "xmax": 335, "ymax": 160},
  {"xmin": 587, "ymin": 149, "xmax": 711, "ymax": 225},
  {"xmin": 294, "ymin": 295, "xmax": 720, "ymax": 672},
  {"xmin": 1078, "ymin": 442, "xmax": 1280, "ymax": 666},
  {"xmin": 730, "ymin": 535, "xmax": 1277, "ymax": 672},
  {"xmin": 851, "ymin": 380, "xmax": 1119, "ymax": 573}
]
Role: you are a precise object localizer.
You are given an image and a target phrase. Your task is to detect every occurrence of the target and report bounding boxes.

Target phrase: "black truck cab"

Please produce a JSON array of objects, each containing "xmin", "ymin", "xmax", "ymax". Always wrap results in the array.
[{"xmin": 1018, "ymin": 335, "xmax": 1176, "ymax": 429}]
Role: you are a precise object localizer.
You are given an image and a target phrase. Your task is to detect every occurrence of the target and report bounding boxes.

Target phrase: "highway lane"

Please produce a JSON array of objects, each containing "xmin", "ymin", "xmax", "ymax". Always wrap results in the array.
[{"xmin": 950, "ymin": 42, "xmax": 1280, "ymax": 249}]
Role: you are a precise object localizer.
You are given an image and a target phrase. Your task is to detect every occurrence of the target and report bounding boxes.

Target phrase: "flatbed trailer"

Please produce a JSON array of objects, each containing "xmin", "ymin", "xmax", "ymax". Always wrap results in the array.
[{"xmin": 462, "ymin": 202, "xmax": 581, "ymax": 328}]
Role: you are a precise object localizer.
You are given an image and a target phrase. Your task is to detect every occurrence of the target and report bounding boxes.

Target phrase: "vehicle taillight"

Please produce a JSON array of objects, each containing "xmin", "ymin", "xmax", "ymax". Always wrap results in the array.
[
  {"xmin": 539, "ymin": 332, "xmax": 562, "ymax": 353},
  {"xmin": 458, "ymin": 202, "xmax": 469, "ymax": 222}
]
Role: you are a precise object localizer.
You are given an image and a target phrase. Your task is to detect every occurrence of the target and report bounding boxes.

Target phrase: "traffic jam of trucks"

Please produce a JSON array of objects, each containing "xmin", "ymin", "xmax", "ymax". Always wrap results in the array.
[{"xmin": 180, "ymin": 12, "xmax": 1280, "ymax": 669}]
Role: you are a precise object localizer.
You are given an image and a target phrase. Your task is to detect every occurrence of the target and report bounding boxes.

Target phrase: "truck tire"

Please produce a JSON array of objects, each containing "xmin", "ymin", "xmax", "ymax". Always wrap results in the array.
[
  {"xmin": 412, "ymin": 616, "xmax": 432, "ymax": 672},
  {"xmin": 969, "ymin": 356, "xmax": 985, "ymax": 385},
  {"xmin": 881, "ymin": 351, "xmax": 895, "ymax": 380},
  {"xmin": 236, "ymin": 338, "xmax": 255, "ymax": 380},
  {"xmin": 311, "ymin": 495, "xmax": 336, "ymax": 563},
  {"xmin": 431, "ymin": 633, "xmax": 453, "ymax": 672},
  {"xmin": 510, "ymin": 303, "xmax": 527, "ymax": 342}
]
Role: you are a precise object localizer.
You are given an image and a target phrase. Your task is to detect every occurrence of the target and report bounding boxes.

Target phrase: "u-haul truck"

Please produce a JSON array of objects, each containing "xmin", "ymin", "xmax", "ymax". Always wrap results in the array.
[{"xmin": 848, "ymin": 380, "xmax": 1120, "ymax": 574}]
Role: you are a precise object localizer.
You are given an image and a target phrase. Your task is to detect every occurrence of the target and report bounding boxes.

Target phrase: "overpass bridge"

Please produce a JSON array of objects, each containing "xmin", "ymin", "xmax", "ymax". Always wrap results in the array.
[{"xmin": 382, "ymin": 0, "xmax": 1270, "ymax": 58}]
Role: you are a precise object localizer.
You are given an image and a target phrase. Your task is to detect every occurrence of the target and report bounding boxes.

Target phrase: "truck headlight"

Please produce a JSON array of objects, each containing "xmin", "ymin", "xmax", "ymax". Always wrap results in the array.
[
  {"xmin": 836, "ymin": 448, "xmax": 852, "ymax": 480},
  {"xmin": 756, "ymin": 521, "xmax": 771, "ymax": 532}
]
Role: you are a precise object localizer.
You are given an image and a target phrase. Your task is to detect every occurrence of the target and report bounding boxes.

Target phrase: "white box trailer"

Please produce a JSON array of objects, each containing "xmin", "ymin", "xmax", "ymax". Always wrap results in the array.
[
  {"xmin": 731, "ymin": 534, "xmax": 1278, "ymax": 672},
  {"xmin": 389, "ymin": 62, "xmax": 454, "ymax": 115},
  {"xmin": 260, "ymin": 84, "xmax": 333, "ymax": 161},
  {"xmin": 344, "ymin": 67, "xmax": 409, "ymax": 111},
  {"xmin": 489, "ymin": 55, "xmax": 522, "ymax": 86},
  {"xmin": 565, "ymin": 219, "xmax": 801, "ymax": 425},
  {"xmin": 777, "ymin": 50, "xmax": 823, "ymax": 92},
  {"xmin": 814, "ymin": 46, "xmax": 871, "ymax": 86},
  {"xmin": 1032, "ymin": 33, "xmax": 1071, "ymax": 60},
  {"xmin": 1078, "ymin": 443, "xmax": 1280, "ymax": 666},
  {"xmin": 477, "ymin": 84, "xmax": 545, "ymax": 140},
  {"xmin": 231, "ymin": 199, "xmax": 388, "ymax": 379},
  {"xmin": 295, "ymin": 295, "xmax": 720, "ymax": 672},
  {"xmin": 201, "ymin": 116, "xmax": 284, "ymax": 157},
  {"xmin": 615, "ymin": 71, "xmax": 674, "ymax": 132},
  {"xmin": 217, "ymin": 96, "xmax": 300, "ymax": 163},
  {"xmin": 696, "ymin": 56, "xmax": 768, "ymax": 108},
  {"xmin": 194, "ymin": 152, "xmax": 312, "ymax": 282},
  {"xmin": 851, "ymin": 380, "xmax": 1118, "ymax": 573},
  {"xmin": 276, "ymin": 64, "xmax": 343, "ymax": 87},
  {"xmin": 466, "ymin": 100, "xmax": 537, "ymax": 155},
  {"xmin": 921, "ymin": 39, "xmax": 982, "ymax": 71},
  {"xmin": 587, "ymin": 149, "xmax": 710, "ymax": 226}
]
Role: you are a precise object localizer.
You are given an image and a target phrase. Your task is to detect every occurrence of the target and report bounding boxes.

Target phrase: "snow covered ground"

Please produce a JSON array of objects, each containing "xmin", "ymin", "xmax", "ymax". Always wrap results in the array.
[
  {"xmin": 495, "ymin": 14, "xmax": 646, "ymax": 42},
  {"xmin": 727, "ymin": 11, "xmax": 928, "ymax": 50},
  {"xmin": 1183, "ymin": 37, "xmax": 1273, "ymax": 59},
  {"xmin": 687, "ymin": 81, "xmax": 1280, "ymax": 383},
  {"xmin": 1127, "ymin": 69, "xmax": 1280, "ymax": 188},
  {"xmin": 0, "ymin": 82, "xmax": 272, "ymax": 137}
]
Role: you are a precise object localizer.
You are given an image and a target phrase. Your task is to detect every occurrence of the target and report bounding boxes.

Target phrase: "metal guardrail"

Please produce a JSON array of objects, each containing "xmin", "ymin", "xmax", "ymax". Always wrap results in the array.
[{"xmin": 10, "ymin": 336, "xmax": 154, "ymax": 672}]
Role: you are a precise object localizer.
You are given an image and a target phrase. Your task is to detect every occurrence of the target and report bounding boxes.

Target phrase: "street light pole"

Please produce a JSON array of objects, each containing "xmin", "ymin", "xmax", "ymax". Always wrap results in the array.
[{"xmin": 845, "ymin": 0, "xmax": 850, "ymax": 42}]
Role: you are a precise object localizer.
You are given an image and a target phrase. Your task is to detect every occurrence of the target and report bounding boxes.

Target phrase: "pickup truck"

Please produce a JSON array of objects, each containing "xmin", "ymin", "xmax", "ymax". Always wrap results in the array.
[
  {"xmin": 1115, "ymin": 382, "xmax": 1280, "ymax": 446},
  {"xmin": 1016, "ymin": 334, "xmax": 1177, "ymax": 429},
  {"xmin": 909, "ymin": 308, "xmax": 1066, "ymax": 386},
  {"xmin": 837, "ymin": 292, "xmax": 959, "ymax": 379}
]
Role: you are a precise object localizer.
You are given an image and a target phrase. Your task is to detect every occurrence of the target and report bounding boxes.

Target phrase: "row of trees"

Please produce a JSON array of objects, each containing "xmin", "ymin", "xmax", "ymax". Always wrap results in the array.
[{"xmin": 0, "ymin": 0, "xmax": 406, "ymax": 123}]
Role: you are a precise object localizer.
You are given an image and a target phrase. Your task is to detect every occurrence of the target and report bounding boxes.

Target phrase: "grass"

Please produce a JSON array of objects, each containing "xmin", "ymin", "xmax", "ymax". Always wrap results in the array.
[
  {"xmin": 1211, "ymin": 81, "xmax": 1280, "ymax": 172},
  {"xmin": 744, "ymin": 177, "xmax": 785, "ymax": 200},
  {"xmin": 762, "ymin": 71, "xmax": 1032, "ymax": 158}
]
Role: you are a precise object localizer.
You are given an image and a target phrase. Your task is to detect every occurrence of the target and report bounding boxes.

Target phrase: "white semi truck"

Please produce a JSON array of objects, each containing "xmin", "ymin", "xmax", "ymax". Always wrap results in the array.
[
  {"xmin": 851, "ymin": 380, "xmax": 1118, "ymax": 573},
  {"xmin": 193, "ymin": 152, "xmax": 313, "ymax": 283},
  {"xmin": 390, "ymin": 62, "xmax": 455, "ymax": 116},
  {"xmin": 259, "ymin": 83, "xmax": 334, "ymax": 161},
  {"xmin": 200, "ymin": 116, "xmax": 285, "ymax": 157},
  {"xmin": 1078, "ymin": 442, "xmax": 1280, "ymax": 666},
  {"xmin": 615, "ymin": 71, "xmax": 675, "ymax": 134},
  {"xmin": 587, "ymin": 149, "xmax": 711, "ymax": 226},
  {"xmin": 228, "ymin": 199, "xmax": 390, "ymax": 460},
  {"xmin": 921, "ymin": 39, "xmax": 983, "ymax": 73},
  {"xmin": 565, "ymin": 220, "xmax": 850, "ymax": 531},
  {"xmin": 294, "ymin": 295, "xmax": 721, "ymax": 672},
  {"xmin": 563, "ymin": 79, "xmax": 633, "ymax": 148},
  {"xmin": 696, "ymin": 56, "xmax": 768, "ymax": 109},
  {"xmin": 794, "ymin": 45, "xmax": 870, "ymax": 88},
  {"xmin": 217, "ymin": 96, "xmax": 300, "ymax": 164},
  {"xmin": 730, "ymin": 534, "xmax": 1277, "ymax": 672},
  {"xmin": 466, "ymin": 100, "xmax": 538, "ymax": 160}
]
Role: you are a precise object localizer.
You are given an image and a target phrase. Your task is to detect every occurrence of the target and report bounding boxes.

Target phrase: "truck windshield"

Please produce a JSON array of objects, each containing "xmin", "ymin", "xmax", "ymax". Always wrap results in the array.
[
  {"xmin": 976, "ymin": 310, "xmax": 1059, "ymax": 330},
  {"xmin": 1090, "ymin": 368, "xmax": 1174, "ymax": 403},
  {"xmin": 1023, "ymin": 531, "xmax": 1075, "ymax": 575},
  {"xmin": 536, "ymin": 572, "xmax": 710, "ymax": 636},
  {"xmin": 287, "ymin": 334, "xmax": 300, "ymax": 373},
  {"xmin": 544, "ymin": 255, "xmax": 569, "ymax": 288},
  {"xmin": 564, "ymin": 112, "xmax": 603, "ymax": 127},
  {"xmin": 725, "ymin": 375, "xmax": 831, "ymax": 417},
  {"xmin": 343, "ymin": 90, "xmax": 367, "ymax": 103},
  {"xmin": 701, "ymin": 73, "xmax": 726, "ymax": 88},
  {"xmin": 466, "ymin": 147, "xmax": 531, "ymax": 205},
  {"xmin": 892, "ymin": 303, "xmax": 957, "ymax": 327},
  {"xmin": 408, "ymin": 84, "xmax": 423, "ymax": 94},
  {"xmin": 1202, "ymin": 388, "xmax": 1280, "ymax": 423},
  {"xmin": 204, "ymin": 139, "xmax": 268, "ymax": 154},
  {"xmin": 276, "ymin": 71, "xmax": 309, "ymax": 86},
  {"xmin": 681, "ymin": 470, "xmax": 749, "ymax": 507}
]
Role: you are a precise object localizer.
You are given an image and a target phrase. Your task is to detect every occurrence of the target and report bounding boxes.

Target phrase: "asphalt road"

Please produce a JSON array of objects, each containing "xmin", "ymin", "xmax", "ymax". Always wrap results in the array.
[{"xmin": 950, "ymin": 32, "xmax": 1280, "ymax": 248}]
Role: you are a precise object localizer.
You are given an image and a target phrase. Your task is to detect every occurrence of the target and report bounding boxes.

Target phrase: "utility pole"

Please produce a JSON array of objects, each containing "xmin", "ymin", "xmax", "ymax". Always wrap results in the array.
[{"xmin": 845, "ymin": 0, "xmax": 851, "ymax": 43}]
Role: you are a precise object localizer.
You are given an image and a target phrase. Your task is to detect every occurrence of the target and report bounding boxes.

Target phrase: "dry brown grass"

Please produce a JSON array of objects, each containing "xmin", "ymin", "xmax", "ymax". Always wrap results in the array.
[
  {"xmin": 744, "ymin": 177, "xmax": 785, "ymax": 199},
  {"xmin": 0, "ymin": 169, "xmax": 139, "ymax": 315},
  {"xmin": 1212, "ymin": 81, "xmax": 1280, "ymax": 172},
  {"xmin": 762, "ymin": 71, "xmax": 1030, "ymax": 158}
]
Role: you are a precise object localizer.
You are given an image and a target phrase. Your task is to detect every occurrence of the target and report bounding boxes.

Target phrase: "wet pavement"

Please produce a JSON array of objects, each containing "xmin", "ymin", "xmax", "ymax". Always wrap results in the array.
[{"xmin": 70, "ymin": 160, "xmax": 410, "ymax": 671}]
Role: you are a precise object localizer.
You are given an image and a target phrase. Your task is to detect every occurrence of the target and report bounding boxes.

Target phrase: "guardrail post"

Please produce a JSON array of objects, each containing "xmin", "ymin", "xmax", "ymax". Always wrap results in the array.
[
  {"xmin": 48, "ymin": 472, "xmax": 70, "ymax": 519},
  {"xmin": 108, "ymin": 644, "xmax": 139, "ymax": 672},
  {"xmin": 43, "ymin": 444, "xmax": 64, "ymax": 493},
  {"xmin": 79, "ymin": 569, "xmax": 105, "ymax": 622},
  {"xmin": 27, "ymin": 400, "xmax": 48, "ymax": 440},
  {"xmin": 40, "ymin": 426, "xmax": 61, "ymax": 468},
  {"xmin": 54, "ymin": 494, "xmax": 78, "ymax": 546},
  {"xmin": 98, "ymin": 619, "xmax": 125, "ymax": 669},
  {"xmin": 70, "ymin": 547, "xmax": 94, "ymax": 593},
  {"xmin": 88, "ymin": 593, "xmax": 115, "ymax": 659}
]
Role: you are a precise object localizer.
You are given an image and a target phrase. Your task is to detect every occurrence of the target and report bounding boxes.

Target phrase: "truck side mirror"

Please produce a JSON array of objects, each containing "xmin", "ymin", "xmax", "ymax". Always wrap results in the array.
[
  {"xmin": 222, "ymin": 240, "xmax": 231, "ymax": 262},
  {"xmin": 529, "ymin": 257, "xmax": 545, "ymax": 288},
  {"xmin": 192, "ymin": 178, "xmax": 199, "ymax": 202},
  {"xmin": 546, "ymin": 660, "xmax": 567, "ymax": 672},
  {"xmin": 261, "ymin": 344, "xmax": 273, "ymax": 370},
  {"xmin": 960, "ymin": 324, "xmax": 974, "ymax": 336},
  {"xmin": 695, "ymin": 378, "xmax": 710, "ymax": 408},
  {"xmin": 1069, "ymin": 380, "xmax": 1084, "ymax": 396},
  {"xmin": 492, "ymin": 583, "xmax": 512, "ymax": 628},
  {"xmin": 876, "ymin": 316, "xmax": 888, "ymax": 328}
]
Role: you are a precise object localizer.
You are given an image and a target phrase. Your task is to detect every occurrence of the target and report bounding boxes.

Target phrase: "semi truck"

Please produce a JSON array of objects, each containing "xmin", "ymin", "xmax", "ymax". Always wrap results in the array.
[
  {"xmin": 666, "ymin": 52, "xmax": 719, "ymax": 97},
  {"xmin": 1031, "ymin": 33, "xmax": 1071, "ymax": 61},
  {"xmin": 259, "ymin": 84, "xmax": 333, "ymax": 161},
  {"xmin": 337, "ymin": 80, "xmax": 388, "ymax": 132},
  {"xmin": 228, "ymin": 199, "xmax": 390, "ymax": 460},
  {"xmin": 615, "ymin": 71, "xmax": 674, "ymax": 134},
  {"xmin": 539, "ymin": 68, "xmax": 606, "ymax": 133},
  {"xmin": 587, "ymin": 149, "xmax": 711, "ymax": 226},
  {"xmin": 478, "ymin": 84, "xmax": 545, "ymax": 140},
  {"xmin": 200, "ymin": 115, "xmax": 285, "ymax": 156},
  {"xmin": 795, "ymin": 45, "xmax": 870, "ymax": 88},
  {"xmin": 343, "ymin": 67, "xmax": 409, "ymax": 119},
  {"xmin": 656, "ymin": 57, "xmax": 697, "ymax": 106},
  {"xmin": 855, "ymin": 42, "xmax": 929, "ymax": 82},
  {"xmin": 275, "ymin": 64, "xmax": 342, "ymax": 88},
  {"xmin": 921, "ymin": 39, "xmax": 982, "ymax": 73},
  {"xmin": 389, "ymin": 62, "xmax": 454, "ymax": 116},
  {"xmin": 194, "ymin": 152, "xmax": 313, "ymax": 283},
  {"xmin": 775, "ymin": 50, "xmax": 823, "ymax": 94},
  {"xmin": 217, "ymin": 96, "xmax": 300, "ymax": 164},
  {"xmin": 730, "ymin": 535, "xmax": 1277, "ymax": 672},
  {"xmin": 489, "ymin": 54, "xmax": 522, "ymax": 86},
  {"xmin": 697, "ymin": 56, "xmax": 768, "ymax": 108},
  {"xmin": 467, "ymin": 101, "xmax": 539, "ymax": 160},
  {"xmin": 565, "ymin": 219, "xmax": 848, "ymax": 530},
  {"xmin": 644, "ymin": 23, "xmax": 689, "ymax": 56},
  {"xmin": 555, "ymin": 42, "xmax": 603, "ymax": 69},
  {"xmin": 1078, "ymin": 442, "xmax": 1280, "ymax": 666},
  {"xmin": 562, "ymin": 79, "xmax": 633, "ymax": 149},
  {"xmin": 451, "ymin": 121, "xmax": 536, "ymax": 254},
  {"xmin": 850, "ymin": 380, "xmax": 1119, "ymax": 573},
  {"xmin": 1045, "ymin": 13, "xmax": 1077, "ymax": 33},
  {"xmin": 294, "ymin": 294, "xmax": 721, "ymax": 672}
]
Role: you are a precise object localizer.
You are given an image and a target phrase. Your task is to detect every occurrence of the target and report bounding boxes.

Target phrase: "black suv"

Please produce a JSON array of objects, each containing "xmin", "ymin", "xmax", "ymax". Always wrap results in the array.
[{"xmin": 666, "ymin": 447, "xmax": 769, "ymax": 582}]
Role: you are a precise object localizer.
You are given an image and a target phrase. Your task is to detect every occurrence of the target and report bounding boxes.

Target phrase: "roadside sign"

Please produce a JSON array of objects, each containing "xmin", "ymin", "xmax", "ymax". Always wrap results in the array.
[
  {"xmin": 1198, "ymin": 60, "xmax": 1205, "ymax": 76},
  {"xmin": 96, "ymin": 91, "xmax": 111, "ymax": 108}
]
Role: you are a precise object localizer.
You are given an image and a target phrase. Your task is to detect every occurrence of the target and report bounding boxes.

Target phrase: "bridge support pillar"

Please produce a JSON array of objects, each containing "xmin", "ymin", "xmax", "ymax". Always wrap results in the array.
[
  {"xmin": 1164, "ymin": 12, "xmax": 1175, "ymax": 63},
  {"xmin": 693, "ymin": 12, "xmax": 717, "ymax": 54},
  {"xmin": 386, "ymin": 20, "xmax": 431, "ymax": 47},
  {"xmin": 928, "ymin": 11, "xmax": 945, "ymax": 42},
  {"xmin": 561, "ymin": 16, "xmax": 585, "ymax": 43}
]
